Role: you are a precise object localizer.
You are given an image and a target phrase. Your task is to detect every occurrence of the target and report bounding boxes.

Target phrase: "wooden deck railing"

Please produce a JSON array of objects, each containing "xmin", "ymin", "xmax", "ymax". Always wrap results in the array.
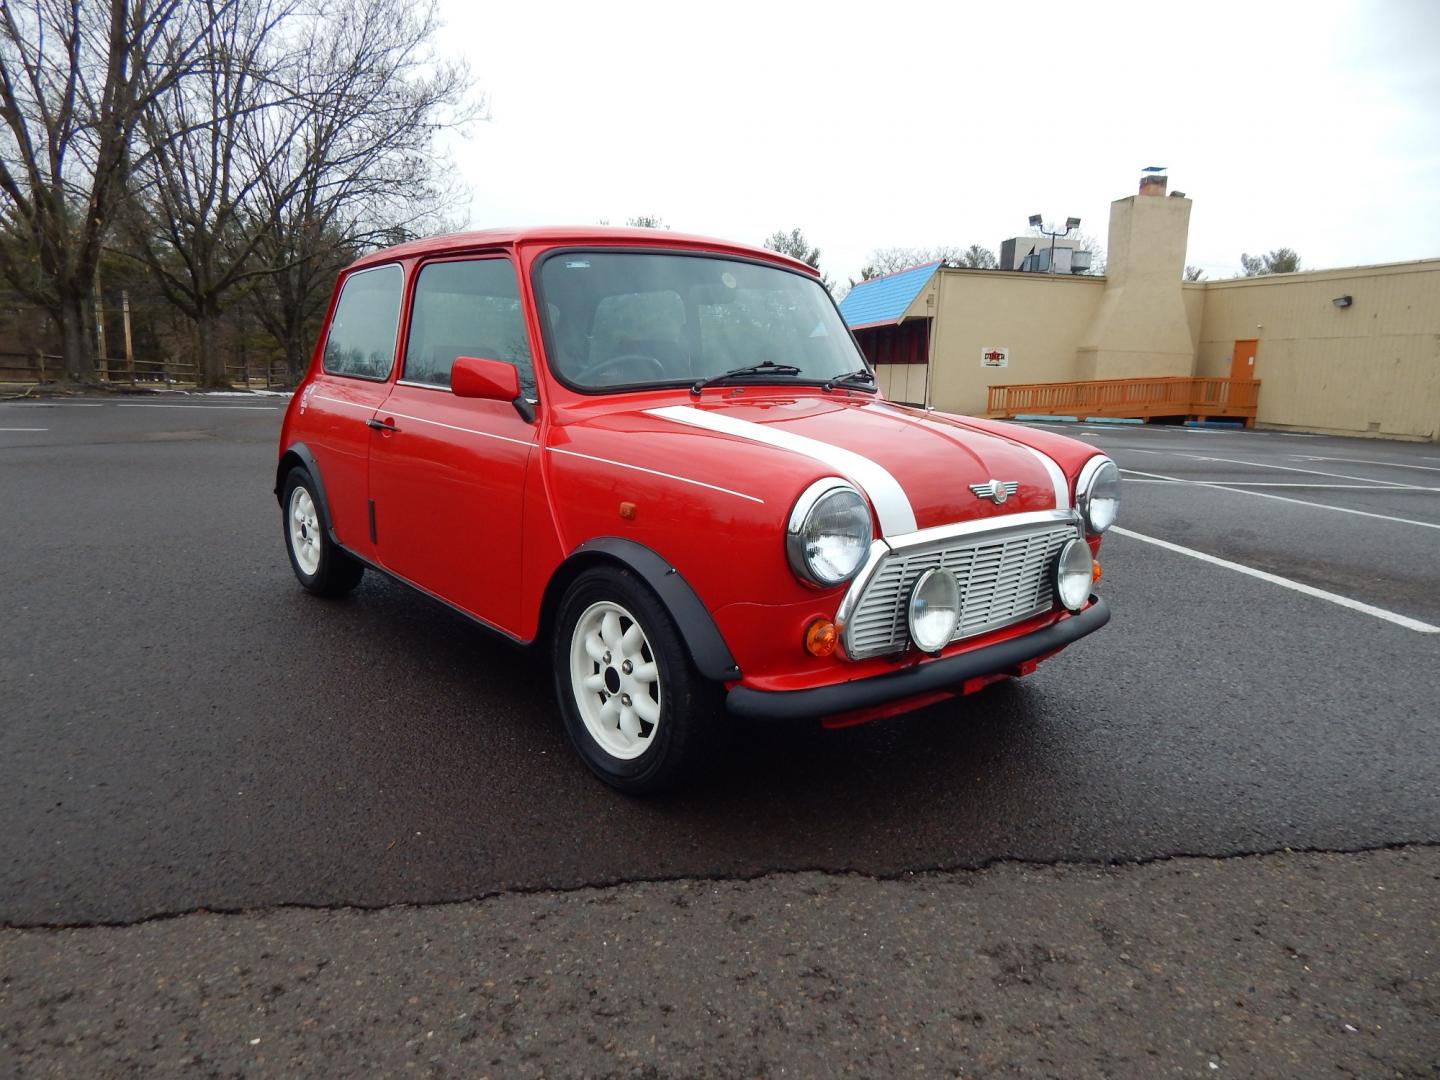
[{"xmin": 987, "ymin": 376, "xmax": 1260, "ymax": 423}]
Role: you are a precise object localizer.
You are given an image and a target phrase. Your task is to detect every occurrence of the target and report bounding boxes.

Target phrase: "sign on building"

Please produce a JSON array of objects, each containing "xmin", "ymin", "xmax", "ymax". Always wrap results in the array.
[{"xmin": 981, "ymin": 347, "xmax": 1009, "ymax": 369}]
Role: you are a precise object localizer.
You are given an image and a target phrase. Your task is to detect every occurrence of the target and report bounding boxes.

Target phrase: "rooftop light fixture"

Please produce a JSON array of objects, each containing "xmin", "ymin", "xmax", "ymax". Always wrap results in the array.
[{"xmin": 1029, "ymin": 214, "xmax": 1081, "ymax": 274}]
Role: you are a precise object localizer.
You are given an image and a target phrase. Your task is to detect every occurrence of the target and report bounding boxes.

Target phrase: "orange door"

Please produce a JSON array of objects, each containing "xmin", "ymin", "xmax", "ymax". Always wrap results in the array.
[{"xmin": 1231, "ymin": 339, "xmax": 1257, "ymax": 381}]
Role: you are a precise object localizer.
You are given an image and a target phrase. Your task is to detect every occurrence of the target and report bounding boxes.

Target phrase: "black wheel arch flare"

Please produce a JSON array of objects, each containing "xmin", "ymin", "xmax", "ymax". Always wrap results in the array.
[
  {"xmin": 275, "ymin": 443, "xmax": 340, "ymax": 546},
  {"xmin": 560, "ymin": 538, "xmax": 741, "ymax": 683}
]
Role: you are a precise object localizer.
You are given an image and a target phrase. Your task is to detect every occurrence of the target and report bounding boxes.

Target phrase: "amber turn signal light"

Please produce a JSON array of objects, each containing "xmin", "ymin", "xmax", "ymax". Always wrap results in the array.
[
  {"xmin": 804, "ymin": 618, "xmax": 838, "ymax": 657},
  {"xmin": 1092, "ymin": 560, "xmax": 1102, "ymax": 582}
]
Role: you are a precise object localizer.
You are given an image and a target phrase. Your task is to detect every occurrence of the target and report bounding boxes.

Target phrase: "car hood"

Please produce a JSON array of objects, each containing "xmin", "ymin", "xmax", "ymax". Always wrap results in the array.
[{"xmin": 558, "ymin": 393, "xmax": 1084, "ymax": 536}]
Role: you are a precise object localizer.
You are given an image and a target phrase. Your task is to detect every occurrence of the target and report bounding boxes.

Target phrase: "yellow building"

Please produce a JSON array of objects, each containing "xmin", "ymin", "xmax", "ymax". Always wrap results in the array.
[{"xmin": 841, "ymin": 175, "xmax": 1440, "ymax": 442}]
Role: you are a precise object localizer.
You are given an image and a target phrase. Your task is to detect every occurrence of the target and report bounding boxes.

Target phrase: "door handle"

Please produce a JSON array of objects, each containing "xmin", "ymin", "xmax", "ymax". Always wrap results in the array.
[{"xmin": 365, "ymin": 417, "xmax": 398, "ymax": 432}]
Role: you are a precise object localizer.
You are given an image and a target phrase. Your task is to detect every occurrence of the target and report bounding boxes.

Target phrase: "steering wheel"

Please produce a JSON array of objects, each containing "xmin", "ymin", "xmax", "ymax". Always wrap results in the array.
[{"xmin": 583, "ymin": 352, "xmax": 668, "ymax": 384}]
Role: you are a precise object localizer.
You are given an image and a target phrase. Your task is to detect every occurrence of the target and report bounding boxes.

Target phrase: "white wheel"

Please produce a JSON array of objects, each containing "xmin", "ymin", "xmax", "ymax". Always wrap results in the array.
[
  {"xmin": 568, "ymin": 600, "xmax": 663, "ymax": 760},
  {"xmin": 280, "ymin": 465, "xmax": 363, "ymax": 596},
  {"xmin": 288, "ymin": 485, "xmax": 322, "ymax": 576}
]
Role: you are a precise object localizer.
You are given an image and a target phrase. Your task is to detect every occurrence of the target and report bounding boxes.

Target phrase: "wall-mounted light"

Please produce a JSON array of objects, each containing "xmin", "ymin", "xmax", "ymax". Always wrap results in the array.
[{"xmin": 1332, "ymin": 295, "xmax": 1353, "ymax": 308}]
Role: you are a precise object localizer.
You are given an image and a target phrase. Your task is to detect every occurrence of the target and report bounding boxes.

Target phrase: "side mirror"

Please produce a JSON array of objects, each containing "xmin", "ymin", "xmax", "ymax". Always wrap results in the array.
[{"xmin": 451, "ymin": 355, "xmax": 520, "ymax": 401}]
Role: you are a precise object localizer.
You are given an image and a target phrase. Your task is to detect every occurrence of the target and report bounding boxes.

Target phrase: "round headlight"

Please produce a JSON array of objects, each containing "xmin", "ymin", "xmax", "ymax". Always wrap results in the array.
[
  {"xmin": 786, "ymin": 481, "xmax": 872, "ymax": 587},
  {"xmin": 1055, "ymin": 538, "xmax": 1093, "ymax": 612},
  {"xmin": 908, "ymin": 567, "xmax": 961, "ymax": 653},
  {"xmin": 1077, "ymin": 457, "xmax": 1121, "ymax": 534}
]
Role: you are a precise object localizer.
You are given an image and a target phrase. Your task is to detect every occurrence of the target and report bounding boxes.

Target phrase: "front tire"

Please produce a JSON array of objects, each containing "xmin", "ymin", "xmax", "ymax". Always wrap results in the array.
[
  {"xmin": 553, "ymin": 567, "xmax": 719, "ymax": 794},
  {"xmin": 281, "ymin": 467, "xmax": 364, "ymax": 596}
]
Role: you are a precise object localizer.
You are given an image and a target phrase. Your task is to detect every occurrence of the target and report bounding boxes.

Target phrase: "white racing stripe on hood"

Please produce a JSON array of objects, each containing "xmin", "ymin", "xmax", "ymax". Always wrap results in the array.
[
  {"xmin": 647, "ymin": 405, "xmax": 918, "ymax": 535},
  {"xmin": 898, "ymin": 410, "xmax": 1071, "ymax": 509},
  {"xmin": 1018, "ymin": 446, "xmax": 1071, "ymax": 508}
]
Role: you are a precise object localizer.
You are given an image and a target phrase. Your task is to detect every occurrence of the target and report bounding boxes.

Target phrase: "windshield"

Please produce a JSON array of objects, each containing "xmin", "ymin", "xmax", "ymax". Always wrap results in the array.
[{"xmin": 537, "ymin": 251, "xmax": 868, "ymax": 391}]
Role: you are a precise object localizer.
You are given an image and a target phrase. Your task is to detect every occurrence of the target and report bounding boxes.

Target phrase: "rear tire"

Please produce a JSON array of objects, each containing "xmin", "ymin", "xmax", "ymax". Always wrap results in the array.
[
  {"xmin": 281, "ymin": 466, "xmax": 364, "ymax": 597},
  {"xmin": 553, "ymin": 566, "xmax": 720, "ymax": 794}
]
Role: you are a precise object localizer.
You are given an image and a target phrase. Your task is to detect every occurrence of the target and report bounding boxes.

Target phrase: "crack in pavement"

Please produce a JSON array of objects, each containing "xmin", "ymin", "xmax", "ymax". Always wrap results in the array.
[
  {"xmin": 8, "ymin": 839, "xmax": 1435, "ymax": 933},
  {"xmin": 3, "ymin": 845, "xmax": 1436, "ymax": 1078}
]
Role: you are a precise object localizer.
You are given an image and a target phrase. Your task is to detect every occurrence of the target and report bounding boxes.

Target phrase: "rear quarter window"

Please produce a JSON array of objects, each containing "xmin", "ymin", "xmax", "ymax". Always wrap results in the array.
[{"xmin": 323, "ymin": 264, "xmax": 404, "ymax": 380}]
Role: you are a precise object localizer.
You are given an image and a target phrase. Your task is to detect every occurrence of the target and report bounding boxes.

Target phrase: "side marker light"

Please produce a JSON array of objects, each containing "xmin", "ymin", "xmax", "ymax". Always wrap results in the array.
[{"xmin": 805, "ymin": 618, "xmax": 838, "ymax": 657}]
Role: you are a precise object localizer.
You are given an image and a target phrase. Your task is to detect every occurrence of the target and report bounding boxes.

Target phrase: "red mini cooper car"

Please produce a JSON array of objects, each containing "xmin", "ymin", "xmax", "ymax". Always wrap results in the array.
[{"xmin": 276, "ymin": 227, "xmax": 1119, "ymax": 793}]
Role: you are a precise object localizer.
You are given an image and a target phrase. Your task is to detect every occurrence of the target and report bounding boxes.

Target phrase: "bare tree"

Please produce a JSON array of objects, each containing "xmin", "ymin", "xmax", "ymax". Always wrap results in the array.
[
  {"xmin": 625, "ymin": 214, "xmax": 666, "ymax": 229},
  {"xmin": 1184, "ymin": 265, "xmax": 1205, "ymax": 281},
  {"xmin": 120, "ymin": 0, "xmax": 319, "ymax": 386},
  {"xmin": 0, "ymin": 0, "xmax": 218, "ymax": 381},
  {"xmin": 856, "ymin": 243, "xmax": 1001, "ymax": 283},
  {"xmin": 246, "ymin": 0, "xmax": 475, "ymax": 376},
  {"xmin": 858, "ymin": 246, "xmax": 964, "ymax": 280}
]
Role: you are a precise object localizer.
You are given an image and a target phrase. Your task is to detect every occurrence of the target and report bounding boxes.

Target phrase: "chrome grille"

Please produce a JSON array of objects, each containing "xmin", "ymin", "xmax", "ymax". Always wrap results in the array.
[{"xmin": 842, "ymin": 520, "xmax": 1079, "ymax": 659}]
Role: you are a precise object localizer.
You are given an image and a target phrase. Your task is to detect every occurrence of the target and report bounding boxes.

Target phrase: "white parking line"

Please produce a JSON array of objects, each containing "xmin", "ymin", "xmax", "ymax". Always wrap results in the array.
[
  {"xmin": 1170, "ymin": 453, "xmax": 1423, "ymax": 488},
  {"xmin": 0, "ymin": 427, "xmax": 48, "ymax": 431},
  {"xmin": 0, "ymin": 401, "xmax": 103, "ymax": 407},
  {"xmin": 1120, "ymin": 467, "xmax": 1440, "ymax": 530},
  {"xmin": 1121, "ymin": 476, "xmax": 1440, "ymax": 490},
  {"xmin": 1294, "ymin": 456, "xmax": 1440, "ymax": 474},
  {"xmin": 1111, "ymin": 527, "xmax": 1440, "ymax": 633}
]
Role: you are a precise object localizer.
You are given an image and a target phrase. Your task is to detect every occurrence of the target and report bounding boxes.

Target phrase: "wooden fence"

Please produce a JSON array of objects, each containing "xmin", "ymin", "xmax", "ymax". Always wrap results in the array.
[
  {"xmin": 987, "ymin": 376, "xmax": 1260, "ymax": 424},
  {"xmin": 0, "ymin": 351, "xmax": 291, "ymax": 391}
]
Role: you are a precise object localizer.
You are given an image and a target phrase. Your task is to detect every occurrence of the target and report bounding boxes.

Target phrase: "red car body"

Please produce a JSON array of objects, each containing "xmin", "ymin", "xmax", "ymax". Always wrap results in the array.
[{"xmin": 276, "ymin": 227, "xmax": 1115, "ymax": 790}]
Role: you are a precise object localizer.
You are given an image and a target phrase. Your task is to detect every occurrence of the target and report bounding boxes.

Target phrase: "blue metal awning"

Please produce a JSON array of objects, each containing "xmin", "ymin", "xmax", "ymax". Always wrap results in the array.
[{"xmin": 838, "ymin": 261, "xmax": 940, "ymax": 329}]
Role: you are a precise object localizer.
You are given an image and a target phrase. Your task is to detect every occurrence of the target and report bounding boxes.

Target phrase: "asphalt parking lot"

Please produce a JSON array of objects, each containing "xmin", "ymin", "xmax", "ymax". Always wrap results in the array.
[{"xmin": 1, "ymin": 396, "xmax": 1436, "ymax": 1074}]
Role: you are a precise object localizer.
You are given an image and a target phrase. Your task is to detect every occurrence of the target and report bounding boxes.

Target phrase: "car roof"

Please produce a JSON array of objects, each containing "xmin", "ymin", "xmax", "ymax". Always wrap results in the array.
[{"xmin": 345, "ymin": 226, "xmax": 817, "ymax": 276}]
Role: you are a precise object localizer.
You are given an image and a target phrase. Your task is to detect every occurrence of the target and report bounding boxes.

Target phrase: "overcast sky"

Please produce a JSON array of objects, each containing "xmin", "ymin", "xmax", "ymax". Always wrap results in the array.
[{"xmin": 437, "ymin": 0, "xmax": 1440, "ymax": 284}]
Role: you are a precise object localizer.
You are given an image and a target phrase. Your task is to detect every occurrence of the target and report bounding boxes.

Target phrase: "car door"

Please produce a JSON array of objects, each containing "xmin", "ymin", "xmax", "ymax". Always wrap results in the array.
[
  {"xmin": 299, "ymin": 263, "xmax": 405, "ymax": 562},
  {"xmin": 367, "ymin": 255, "xmax": 539, "ymax": 636}
]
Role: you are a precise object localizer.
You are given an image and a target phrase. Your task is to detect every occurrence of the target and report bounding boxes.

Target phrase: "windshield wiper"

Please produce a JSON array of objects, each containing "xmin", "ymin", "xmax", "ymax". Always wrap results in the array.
[
  {"xmin": 691, "ymin": 360, "xmax": 803, "ymax": 395},
  {"xmin": 822, "ymin": 368, "xmax": 876, "ymax": 392}
]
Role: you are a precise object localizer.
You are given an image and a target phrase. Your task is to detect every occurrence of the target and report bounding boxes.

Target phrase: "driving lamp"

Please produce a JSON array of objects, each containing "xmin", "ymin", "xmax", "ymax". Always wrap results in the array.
[
  {"xmin": 1055, "ymin": 539, "xmax": 1093, "ymax": 612},
  {"xmin": 908, "ymin": 567, "xmax": 961, "ymax": 653}
]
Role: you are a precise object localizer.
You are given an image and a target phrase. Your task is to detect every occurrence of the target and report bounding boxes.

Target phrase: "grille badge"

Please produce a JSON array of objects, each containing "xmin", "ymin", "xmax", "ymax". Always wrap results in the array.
[{"xmin": 969, "ymin": 479, "xmax": 1019, "ymax": 505}]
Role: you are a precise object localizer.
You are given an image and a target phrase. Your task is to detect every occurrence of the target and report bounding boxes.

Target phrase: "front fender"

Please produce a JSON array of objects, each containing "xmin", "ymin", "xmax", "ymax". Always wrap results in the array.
[{"xmin": 566, "ymin": 537, "xmax": 741, "ymax": 682}]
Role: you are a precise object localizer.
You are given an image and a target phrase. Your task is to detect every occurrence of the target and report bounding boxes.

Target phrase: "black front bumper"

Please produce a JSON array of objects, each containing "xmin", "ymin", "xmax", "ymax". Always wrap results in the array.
[{"xmin": 725, "ymin": 597, "xmax": 1110, "ymax": 722}]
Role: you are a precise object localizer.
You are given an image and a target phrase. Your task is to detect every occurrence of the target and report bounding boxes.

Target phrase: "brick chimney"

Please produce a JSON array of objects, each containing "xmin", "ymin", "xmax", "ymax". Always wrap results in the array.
[{"xmin": 1138, "ymin": 172, "xmax": 1168, "ymax": 197}]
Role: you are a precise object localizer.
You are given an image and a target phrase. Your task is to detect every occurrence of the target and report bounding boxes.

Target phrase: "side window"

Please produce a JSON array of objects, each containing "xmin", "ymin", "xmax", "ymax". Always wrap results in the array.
[
  {"xmin": 403, "ymin": 258, "xmax": 535, "ymax": 398},
  {"xmin": 323, "ymin": 264, "xmax": 403, "ymax": 380}
]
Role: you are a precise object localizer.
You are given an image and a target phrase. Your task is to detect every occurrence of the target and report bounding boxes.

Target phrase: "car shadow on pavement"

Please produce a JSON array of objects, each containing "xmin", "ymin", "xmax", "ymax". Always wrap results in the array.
[{"xmin": 305, "ymin": 573, "xmax": 1084, "ymax": 886}]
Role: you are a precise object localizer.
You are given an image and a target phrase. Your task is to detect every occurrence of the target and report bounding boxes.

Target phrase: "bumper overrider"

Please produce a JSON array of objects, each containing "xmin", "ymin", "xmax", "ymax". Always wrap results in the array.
[{"xmin": 726, "ymin": 596, "xmax": 1109, "ymax": 721}]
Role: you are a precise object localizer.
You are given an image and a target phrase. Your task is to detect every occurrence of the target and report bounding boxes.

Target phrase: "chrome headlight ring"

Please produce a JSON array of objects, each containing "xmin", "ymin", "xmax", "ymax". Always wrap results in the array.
[
  {"xmin": 1075, "ymin": 456, "xmax": 1121, "ymax": 535},
  {"xmin": 786, "ymin": 478, "xmax": 874, "ymax": 588}
]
